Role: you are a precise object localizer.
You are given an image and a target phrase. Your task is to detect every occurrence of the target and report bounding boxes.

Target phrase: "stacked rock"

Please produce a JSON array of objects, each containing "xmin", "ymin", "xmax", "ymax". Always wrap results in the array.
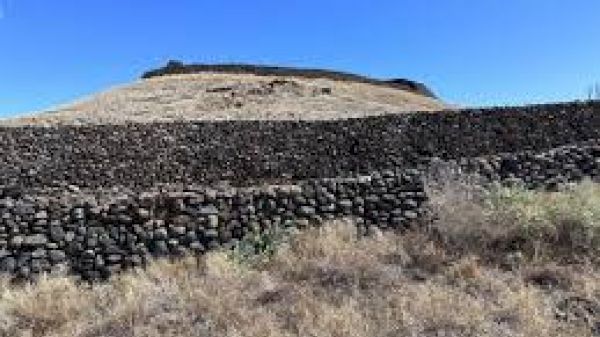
[
  {"xmin": 2, "ymin": 100, "xmax": 600, "ymax": 281},
  {"xmin": 0, "ymin": 170, "xmax": 426, "ymax": 281},
  {"xmin": 0, "ymin": 101, "xmax": 598, "ymax": 190},
  {"xmin": 456, "ymin": 142, "xmax": 600, "ymax": 189}
]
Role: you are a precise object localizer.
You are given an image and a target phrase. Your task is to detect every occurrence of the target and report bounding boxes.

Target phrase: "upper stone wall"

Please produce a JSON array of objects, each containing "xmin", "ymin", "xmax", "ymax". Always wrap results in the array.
[{"xmin": 0, "ymin": 101, "xmax": 598, "ymax": 191}]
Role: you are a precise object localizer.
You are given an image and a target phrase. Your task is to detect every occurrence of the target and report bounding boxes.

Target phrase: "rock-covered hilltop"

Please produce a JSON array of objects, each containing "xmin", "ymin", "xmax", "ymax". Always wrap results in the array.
[
  {"xmin": 142, "ymin": 61, "xmax": 439, "ymax": 98},
  {"xmin": 2, "ymin": 63, "xmax": 447, "ymax": 126}
]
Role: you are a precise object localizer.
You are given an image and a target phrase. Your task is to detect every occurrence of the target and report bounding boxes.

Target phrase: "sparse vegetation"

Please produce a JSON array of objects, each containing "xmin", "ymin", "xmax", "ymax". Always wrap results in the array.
[
  {"xmin": 428, "ymin": 177, "xmax": 600, "ymax": 264},
  {"xmin": 0, "ymin": 179, "xmax": 599, "ymax": 337}
]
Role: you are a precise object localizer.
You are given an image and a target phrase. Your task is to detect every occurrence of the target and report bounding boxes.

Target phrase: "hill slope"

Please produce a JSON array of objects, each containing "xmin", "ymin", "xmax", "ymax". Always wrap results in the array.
[
  {"xmin": 3, "ymin": 68, "xmax": 447, "ymax": 126},
  {"xmin": 142, "ymin": 62, "xmax": 439, "ymax": 98}
]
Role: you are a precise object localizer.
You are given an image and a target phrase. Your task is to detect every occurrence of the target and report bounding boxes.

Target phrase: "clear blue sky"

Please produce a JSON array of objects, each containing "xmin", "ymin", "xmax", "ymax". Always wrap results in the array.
[{"xmin": 1, "ymin": 1, "xmax": 600, "ymax": 117}]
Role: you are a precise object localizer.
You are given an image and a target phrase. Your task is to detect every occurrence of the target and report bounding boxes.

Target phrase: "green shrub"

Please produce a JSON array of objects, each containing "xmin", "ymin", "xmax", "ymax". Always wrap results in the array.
[{"xmin": 229, "ymin": 221, "xmax": 298, "ymax": 266}]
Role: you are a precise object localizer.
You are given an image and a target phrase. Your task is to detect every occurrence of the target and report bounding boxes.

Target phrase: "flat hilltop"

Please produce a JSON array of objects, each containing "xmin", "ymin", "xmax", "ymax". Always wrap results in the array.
[{"xmin": 2, "ymin": 64, "xmax": 447, "ymax": 126}]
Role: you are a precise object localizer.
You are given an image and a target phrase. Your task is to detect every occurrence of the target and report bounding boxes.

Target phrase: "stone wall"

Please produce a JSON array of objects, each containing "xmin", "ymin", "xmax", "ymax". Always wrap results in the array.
[
  {"xmin": 2, "ymin": 100, "xmax": 600, "ymax": 280},
  {"xmin": 0, "ymin": 170, "xmax": 426, "ymax": 281},
  {"xmin": 1, "ymin": 101, "xmax": 599, "ymax": 190},
  {"xmin": 450, "ymin": 139, "xmax": 600, "ymax": 188},
  {"xmin": 3, "ymin": 137, "xmax": 600, "ymax": 281}
]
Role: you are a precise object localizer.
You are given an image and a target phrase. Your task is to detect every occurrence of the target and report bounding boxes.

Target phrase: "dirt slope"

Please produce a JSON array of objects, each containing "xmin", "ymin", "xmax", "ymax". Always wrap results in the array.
[{"xmin": 3, "ymin": 72, "xmax": 448, "ymax": 126}]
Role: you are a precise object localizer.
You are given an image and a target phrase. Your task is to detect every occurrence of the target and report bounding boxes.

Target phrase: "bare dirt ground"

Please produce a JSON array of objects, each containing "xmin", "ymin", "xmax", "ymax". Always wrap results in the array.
[{"xmin": 2, "ymin": 73, "xmax": 448, "ymax": 126}]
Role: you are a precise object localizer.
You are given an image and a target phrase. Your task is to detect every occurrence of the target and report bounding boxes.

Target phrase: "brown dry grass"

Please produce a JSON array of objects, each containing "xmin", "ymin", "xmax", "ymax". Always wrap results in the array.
[
  {"xmin": 1, "ymin": 179, "xmax": 599, "ymax": 336},
  {"xmin": 1, "ymin": 73, "xmax": 448, "ymax": 126}
]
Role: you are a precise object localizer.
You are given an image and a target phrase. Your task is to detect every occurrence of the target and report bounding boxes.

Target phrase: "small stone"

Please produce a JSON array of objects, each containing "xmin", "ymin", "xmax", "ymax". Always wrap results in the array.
[
  {"xmin": 137, "ymin": 208, "xmax": 151, "ymax": 219},
  {"xmin": 82, "ymin": 250, "xmax": 96, "ymax": 259},
  {"xmin": 50, "ymin": 226, "xmax": 65, "ymax": 242},
  {"xmin": 95, "ymin": 255, "xmax": 105, "ymax": 267},
  {"xmin": 34, "ymin": 210, "xmax": 48, "ymax": 220},
  {"xmin": 403, "ymin": 210, "xmax": 418, "ymax": 220},
  {"xmin": 207, "ymin": 215, "xmax": 219, "ymax": 228},
  {"xmin": 50, "ymin": 263, "xmax": 69, "ymax": 276},
  {"xmin": 338, "ymin": 199, "xmax": 353, "ymax": 209},
  {"xmin": 0, "ymin": 198, "xmax": 14, "ymax": 208},
  {"xmin": 0, "ymin": 256, "xmax": 16, "ymax": 272},
  {"xmin": 130, "ymin": 255, "xmax": 143, "ymax": 266},
  {"xmin": 297, "ymin": 206, "xmax": 316, "ymax": 217},
  {"xmin": 319, "ymin": 204, "xmax": 336, "ymax": 212},
  {"xmin": 31, "ymin": 249, "xmax": 47, "ymax": 259},
  {"xmin": 154, "ymin": 228, "xmax": 168, "ymax": 240},
  {"xmin": 189, "ymin": 241, "xmax": 205, "ymax": 252},
  {"xmin": 204, "ymin": 189, "xmax": 217, "ymax": 202},
  {"xmin": 185, "ymin": 231, "xmax": 197, "ymax": 242},
  {"xmin": 390, "ymin": 217, "xmax": 407, "ymax": 227},
  {"xmin": 172, "ymin": 214, "xmax": 191, "ymax": 226},
  {"xmin": 117, "ymin": 214, "xmax": 132, "ymax": 224},
  {"xmin": 72, "ymin": 208, "xmax": 85, "ymax": 220},
  {"xmin": 205, "ymin": 229, "xmax": 219, "ymax": 239},
  {"xmin": 10, "ymin": 235, "xmax": 23, "ymax": 248},
  {"xmin": 49, "ymin": 250, "xmax": 66, "ymax": 263},
  {"xmin": 382, "ymin": 170, "xmax": 396, "ymax": 178},
  {"xmin": 153, "ymin": 241, "xmax": 169, "ymax": 255},
  {"xmin": 402, "ymin": 199, "xmax": 419, "ymax": 210},
  {"xmin": 23, "ymin": 234, "xmax": 48, "ymax": 248},
  {"xmin": 64, "ymin": 231, "xmax": 75, "ymax": 242},
  {"xmin": 199, "ymin": 205, "xmax": 219, "ymax": 215},
  {"xmin": 106, "ymin": 254, "xmax": 122, "ymax": 263},
  {"xmin": 18, "ymin": 266, "xmax": 31, "ymax": 278},
  {"xmin": 171, "ymin": 226, "xmax": 186, "ymax": 236},
  {"xmin": 365, "ymin": 195, "xmax": 380, "ymax": 204},
  {"xmin": 382, "ymin": 194, "xmax": 396, "ymax": 203},
  {"xmin": 67, "ymin": 185, "xmax": 80, "ymax": 193},
  {"xmin": 86, "ymin": 237, "xmax": 98, "ymax": 248},
  {"xmin": 295, "ymin": 219, "xmax": 310, "ymax": 228}
]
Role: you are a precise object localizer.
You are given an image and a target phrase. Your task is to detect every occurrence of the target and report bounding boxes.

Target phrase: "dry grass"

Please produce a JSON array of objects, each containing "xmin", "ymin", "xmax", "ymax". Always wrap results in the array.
[
  {"xmin": 1, "ymin": 73, "xmax": 447, "ymax": 126},
  {"xmin": 1, "ymin": 179, "xmax": 600, "ymax": 336},
  {"xmin": 427, "ymin": 175, "xmax": 600, "ymax": 265}
]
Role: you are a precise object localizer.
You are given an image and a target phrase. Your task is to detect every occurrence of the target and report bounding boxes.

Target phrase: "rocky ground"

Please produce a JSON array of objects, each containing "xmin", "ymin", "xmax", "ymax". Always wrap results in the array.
[{"xmin": 1, "ymin": 72, "xmax": 447, "ymax": 126}]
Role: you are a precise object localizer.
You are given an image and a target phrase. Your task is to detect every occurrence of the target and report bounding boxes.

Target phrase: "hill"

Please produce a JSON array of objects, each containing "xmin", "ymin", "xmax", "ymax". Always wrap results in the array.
[
  {"xmin": 2, "ymin": 63, "xmax": 447, "ymax": 126},
  {"xmin": 142, "ymin": 61, "xmax": 439, "ymax": 98}
]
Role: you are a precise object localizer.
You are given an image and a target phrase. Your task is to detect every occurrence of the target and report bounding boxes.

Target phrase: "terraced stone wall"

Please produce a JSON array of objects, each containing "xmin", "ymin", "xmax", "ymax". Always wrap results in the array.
[
  {"xmin": 2, "ymin": 100, "xmax": 600, "ymax": 280},
  {"xmin": 0, "ymin": 170, "xmax": 426, "ymax": 281},
  {"xmin": 0, "ymin": 101, "xmax": 599, "ymax": 190},
  {"xmin": 449, "ymin": 140, "xmax": 600, "ymax": 188}
]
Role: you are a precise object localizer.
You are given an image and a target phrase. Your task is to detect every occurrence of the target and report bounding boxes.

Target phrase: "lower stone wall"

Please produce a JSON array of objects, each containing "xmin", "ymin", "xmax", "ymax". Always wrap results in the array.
[{"xmin": 0, "ymin": 170, "xmax": 426, "ymax": 281}]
